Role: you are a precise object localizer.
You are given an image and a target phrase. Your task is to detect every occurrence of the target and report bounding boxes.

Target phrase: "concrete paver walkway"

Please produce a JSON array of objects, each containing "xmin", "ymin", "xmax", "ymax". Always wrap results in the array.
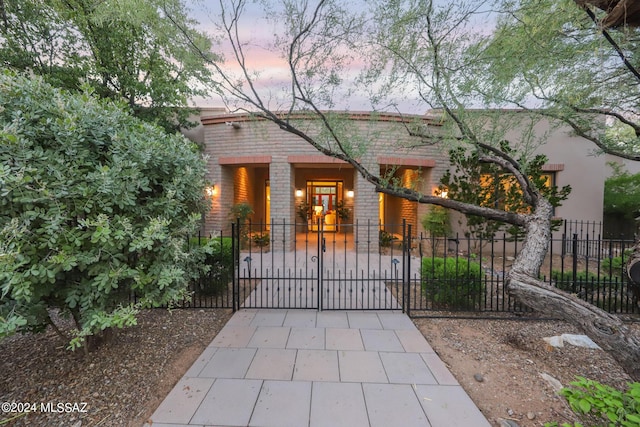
[{"xmin": 148, "ymin": 309, "xmax": 490, "ymax": 427}]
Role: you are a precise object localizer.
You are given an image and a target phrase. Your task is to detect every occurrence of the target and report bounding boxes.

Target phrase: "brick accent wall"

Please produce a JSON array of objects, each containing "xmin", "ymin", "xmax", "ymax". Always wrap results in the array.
[
  {"xmin": 400, "ymin": 169, "xmax": 418, "ymax": 230},
  {"xmin": 200, "ymin": 112, "xmax": 448, "ymax": 248}
]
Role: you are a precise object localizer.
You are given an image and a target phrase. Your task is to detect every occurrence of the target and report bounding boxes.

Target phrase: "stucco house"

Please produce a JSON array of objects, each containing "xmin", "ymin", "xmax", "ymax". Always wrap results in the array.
[{"xmin": 186, "ymin": 108, "xmax": 615, "ymax": 248}]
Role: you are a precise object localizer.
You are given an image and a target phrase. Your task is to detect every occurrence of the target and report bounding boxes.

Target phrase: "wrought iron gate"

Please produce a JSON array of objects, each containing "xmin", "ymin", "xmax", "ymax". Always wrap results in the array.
[{"xmin": 232, "ymin": 220, "xmax": 412, "ymax": 311}]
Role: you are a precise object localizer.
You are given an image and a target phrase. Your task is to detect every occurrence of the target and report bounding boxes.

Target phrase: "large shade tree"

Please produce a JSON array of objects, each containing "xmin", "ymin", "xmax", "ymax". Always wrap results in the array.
[
  {"xmin": 0, "ymin": 0, "xmax": 216, "ymax": 132},
  {"xmin": 180, "ymin": 0, "xmax": 640, "ymax": 378}
]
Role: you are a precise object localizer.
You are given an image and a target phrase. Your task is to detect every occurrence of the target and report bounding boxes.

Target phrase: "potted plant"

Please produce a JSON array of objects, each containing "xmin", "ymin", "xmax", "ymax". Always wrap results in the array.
[
  {"xmin": 230, "ymin": 202, "xmax": 254, "ymax": 247},
  {"xmin": 252, "ymin": 232, "xmax": 270, "ymax": 250},
  {"xmin": 335, "ymin": 200, "xmax": 350, "ymax": 232},
  {"xmin": 297, "ymin": 199, "xmax": 311, "ymax": 231}
]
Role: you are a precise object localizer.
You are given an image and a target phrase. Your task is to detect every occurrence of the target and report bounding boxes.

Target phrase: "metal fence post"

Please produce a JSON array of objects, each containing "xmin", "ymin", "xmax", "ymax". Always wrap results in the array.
[
  {"xmin": 406, "ymin": 223, "xmax": 412, "ymax": 317},
  {"xmin": 232, "ymin": 220, "xmax": 238, "ymax": 312},
  {"xmin": 572, "ymin": 233, "xmax": 578, "ymax": 288}
]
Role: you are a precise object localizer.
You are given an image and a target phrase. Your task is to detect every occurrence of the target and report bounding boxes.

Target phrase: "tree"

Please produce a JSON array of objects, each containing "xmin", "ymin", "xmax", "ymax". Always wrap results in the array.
[
  {"xmin": 0, "ymin": 71, "xmax": 208, "ymax": 350},
  {"xmin": 575, "ymin": 0, "xmax": 640, "ymax": 29},
  {"xmin": 179, "ymin": 0, "xmax": 640, "ymax": 379},
  {"xmin": 0, "ymin": 0, "xmax": 216, "ymax": 132},
  {"xmin": 478, "ymin": 0, "xmax": 640, "ymax": 159},
  {"xmin": 604, "ymin": 165, "xmax": 640, "ymax": 220},
  {"xmin": 440, "ymin": 145, "xmax": 571, "ymax": 241}
]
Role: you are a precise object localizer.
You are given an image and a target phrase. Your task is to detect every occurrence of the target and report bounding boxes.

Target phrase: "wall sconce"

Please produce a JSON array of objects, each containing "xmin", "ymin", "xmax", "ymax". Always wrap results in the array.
[
  {"xmin": 295, "ymin": 189, "xmax": 303, "ymax": 197},
  {"xmin": 346, "ymin": 190, "xmax": 354, "ymax": 198},
  {"xmin": 205, "ymin": 185, "xmax": 217, "ymax": 197},
  {"xmin": 434, "ymin": 187, "xmax": 448, "ymax": 198}
]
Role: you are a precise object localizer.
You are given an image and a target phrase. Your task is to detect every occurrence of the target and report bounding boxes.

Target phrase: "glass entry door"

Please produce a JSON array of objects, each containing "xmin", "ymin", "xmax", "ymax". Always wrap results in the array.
[{"xmin": 307, "ymin": 181, "xmax": 343, "ymax": 231}]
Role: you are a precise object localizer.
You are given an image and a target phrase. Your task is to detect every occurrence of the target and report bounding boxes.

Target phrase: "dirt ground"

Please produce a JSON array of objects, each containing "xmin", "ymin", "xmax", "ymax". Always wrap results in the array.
[
  {"xmin": 0, "ymin": 308, "xmax": 635, "ymax": 427},
  {"xmin": 413, "ymin": 315, "xmax": 634, "ymax": 426},
  {"xmin": 0, "ymin": 309, "xmax": 233, "ymax": 427}
]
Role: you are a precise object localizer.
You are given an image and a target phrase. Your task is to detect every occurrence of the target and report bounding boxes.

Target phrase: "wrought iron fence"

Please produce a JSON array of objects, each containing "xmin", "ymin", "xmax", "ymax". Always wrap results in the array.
[
  {"xmin": 180, "ymin": 231, "xmax": 235, "ymax": 309},
  {"xmin": 405, "ymin": 229, "xmax": 638, "ymax": 316},
  {"xmin": 176, "ymin": 220, "xmax": 638, "ymax": 317}
]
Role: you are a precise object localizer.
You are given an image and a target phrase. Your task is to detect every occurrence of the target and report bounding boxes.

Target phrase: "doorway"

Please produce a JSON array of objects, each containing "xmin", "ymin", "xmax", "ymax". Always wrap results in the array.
[{"xmin": 307, "ymin": 180, "xmax": 343, "ymax": 231}]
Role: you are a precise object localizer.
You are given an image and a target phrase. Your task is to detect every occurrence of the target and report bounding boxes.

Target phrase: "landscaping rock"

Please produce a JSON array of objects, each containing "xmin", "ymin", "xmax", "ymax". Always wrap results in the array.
[
  {"xmin": 543, "ymin": 334, "xmax": 601, "ymax": 349},
  {"xmin": 540, "ymin": 372, "xmax": 564, "ymax": 393},
  {"xmin": 497, "ymin": 418, "xmax": 520, "ymax": 427}
]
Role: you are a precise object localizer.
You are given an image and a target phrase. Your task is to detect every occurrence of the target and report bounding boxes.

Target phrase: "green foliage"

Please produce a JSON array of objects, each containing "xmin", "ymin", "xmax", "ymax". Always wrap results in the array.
[
  {"xmin": 604, "ymin": 167, "xmax": 640, "ymax": 220},
  {"xmin": 230, "ymin": 202, "xmax": 254, "ymax": 246},
  {"xmin": 421, "ymin": 206, "xmax": 451, "ymax": 237},
  {"xmin": 335, "ymin": 200, "xmax": 350, "ymax": 222},
  {"xmin": 252, "ymin": 232, "xmax": 270, "ymax": 247},
  {"xmin": 379, "ymin": 230, "xmax": 395, "ymax": 248},
  {"xmin": 230, "ymin": 202, "xmax": 254, "ymax": 223},
  {"xmin": 0, "ymin": 0, "xmax": 215, "ymax": 132},
  {"xmin": 189, "ymin": 237, "xmax": 234, "ymax": 296},
  {"xmin": 297, "ymin": 199, "xmax": 311, "ymax": 223},
  {"xmin": 480, "ymin": 0, "xmax": 640, "ymax": 158},
  {"xmin": 550, "ymin": 270, "xmax": 600, "ymax": 292},
  {"xmin": 439, "ymin": 144, "xmax": 570, "ymax": 240},
  {"xmin": 421, "ymin": 257, "xmax": 485, "ymax": 309},
  {"xmin": 0, "ymin": 72, "xmax": 207, "ymax": 348},
  {"xmin": 545, "ymin": 377, "xmax": 640, "ymax": 427},
  {"xmin": 601, "ymin": 250, "xmax": 633, "ymax": 280}
]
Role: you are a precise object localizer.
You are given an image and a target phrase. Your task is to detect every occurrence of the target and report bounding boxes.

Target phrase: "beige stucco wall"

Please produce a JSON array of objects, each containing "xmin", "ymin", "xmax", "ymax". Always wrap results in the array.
[
  {"xmin": 532, "ymin": 119, "xmax": 606, "ymax": 224},
  {"xmin": 197, "ymin": 110, "xmax": 612, "ymax": 245}
]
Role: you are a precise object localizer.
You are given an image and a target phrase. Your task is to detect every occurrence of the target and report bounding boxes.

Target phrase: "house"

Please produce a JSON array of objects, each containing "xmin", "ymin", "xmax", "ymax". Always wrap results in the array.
[{"xmin": 187, "ymin": 109, "xmax": 614, "ymax": 249}]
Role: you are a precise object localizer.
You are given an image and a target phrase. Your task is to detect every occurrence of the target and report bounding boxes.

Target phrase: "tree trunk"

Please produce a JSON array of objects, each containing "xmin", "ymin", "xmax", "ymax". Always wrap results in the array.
[{"xmin": 507, "ymin": 199, "xmax": 640, "ymax": 381}]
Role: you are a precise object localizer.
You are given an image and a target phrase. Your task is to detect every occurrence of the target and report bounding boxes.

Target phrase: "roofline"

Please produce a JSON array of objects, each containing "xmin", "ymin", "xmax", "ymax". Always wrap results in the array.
[{"xmin": 201, "ymin": 110, "xmax": 443, "ymax": 126}]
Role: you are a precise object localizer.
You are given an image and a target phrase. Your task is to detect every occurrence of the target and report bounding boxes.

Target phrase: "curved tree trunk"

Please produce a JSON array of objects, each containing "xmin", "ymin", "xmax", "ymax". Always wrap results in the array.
[{"xmin": 506, "ymin": 199, "xmax": 640, "ymax": 381}]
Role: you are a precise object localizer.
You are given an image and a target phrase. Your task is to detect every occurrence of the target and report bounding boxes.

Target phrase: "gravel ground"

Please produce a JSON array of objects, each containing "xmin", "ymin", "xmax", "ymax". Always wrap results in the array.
[
  {"xmin": 0, "ymin": 309, "xmax": 232, "ymax": 427},
  {"xmin": 413, "ymin": 315, "xmax": 635, "ymax": 426},
  {"xmin": 0, "ymin": 308, "xmax": 635, "ymax": 427}
]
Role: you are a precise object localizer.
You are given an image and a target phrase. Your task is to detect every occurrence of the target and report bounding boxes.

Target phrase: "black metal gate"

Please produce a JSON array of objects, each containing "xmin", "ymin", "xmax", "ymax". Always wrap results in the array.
[{"xmin": 232, "ymin": 220, "xmax": 411, "ymax": 311}]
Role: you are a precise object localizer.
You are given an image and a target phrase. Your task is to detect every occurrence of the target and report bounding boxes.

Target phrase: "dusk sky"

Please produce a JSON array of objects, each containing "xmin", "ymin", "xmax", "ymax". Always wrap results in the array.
[{"xmin": 183, "ymin": 0, "xmax": 496, "ymax": 113}]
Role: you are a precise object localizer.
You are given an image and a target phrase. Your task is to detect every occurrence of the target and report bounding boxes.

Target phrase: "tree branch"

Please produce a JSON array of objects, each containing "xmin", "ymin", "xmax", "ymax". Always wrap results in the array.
[{"xmin": 581, "ymin": 5, "xmax": 640, "ymax": 83}]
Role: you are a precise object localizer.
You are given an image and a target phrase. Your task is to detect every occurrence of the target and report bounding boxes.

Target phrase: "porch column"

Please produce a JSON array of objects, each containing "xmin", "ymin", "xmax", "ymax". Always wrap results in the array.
[
  {"xmin": 269, "ymin": 159, "xmax": 295, "ymax": 251},
  {"xmin": 416, "ymin": 168, "xmax": 433, "ymax": 239},
  {"xmin": 354, "ymin": 161, "xmax": 380, "ymax": 252}
]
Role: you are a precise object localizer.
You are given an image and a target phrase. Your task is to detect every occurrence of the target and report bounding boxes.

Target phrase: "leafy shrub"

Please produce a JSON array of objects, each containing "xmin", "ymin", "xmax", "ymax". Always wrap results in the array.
[
  {"xmin": 421, "ymin": 257, "xmax": 485, "ymax": 309},
  {"xmin": 379, "ymin": 230, "xmax": 395, "ymax": 248},
  {"xmin": 190, "ymin": 237, "xmax": 234, "ymax": 296},
  {"xmin": 421, "ymin": 206, "xmax": 451, "ymax": 237},
  {"xmin": 545, "ymin": 377, "xmax": 640, "ymax": 427},
  {"xmin": 252, "ymin": 232, "xmax": 270, "ymax": 247},
  {"xmin": 550, "ymin": 270, "xmax": 600, "ymax": 292},
  {"xmin": 0, "ymin": 72, "xmax": 207, "ymax": 349},
  {"xmin": 230, "ymin": 202, "xmax": 254, "ymax": 247},
  {"xmin": 601, "ymin": 250, "xmax": 632, "ymax": 281}
]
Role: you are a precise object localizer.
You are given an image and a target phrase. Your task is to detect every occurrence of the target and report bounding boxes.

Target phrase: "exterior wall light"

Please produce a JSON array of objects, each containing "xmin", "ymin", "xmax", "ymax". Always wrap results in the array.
[
  {"xmin": 295, "ymin": 189, "xmax": 303, "ymax": 197},
  {"xmin": 346, "ymin": 190, "xmax": 354, "ymax": 198},
  {"xmin": 434, "ymin": 187, "xmax": 448, "ymax": 198},
  {"xmin": 205, "ymin": 185, "xmax": 217, "ymax": 197}
]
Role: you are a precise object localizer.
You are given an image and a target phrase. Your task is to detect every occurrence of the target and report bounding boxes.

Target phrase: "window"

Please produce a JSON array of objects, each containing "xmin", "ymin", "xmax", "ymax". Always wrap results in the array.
[{"xmin": 479, "ymin": 172, "xmax": 555, "ymax": 212}]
